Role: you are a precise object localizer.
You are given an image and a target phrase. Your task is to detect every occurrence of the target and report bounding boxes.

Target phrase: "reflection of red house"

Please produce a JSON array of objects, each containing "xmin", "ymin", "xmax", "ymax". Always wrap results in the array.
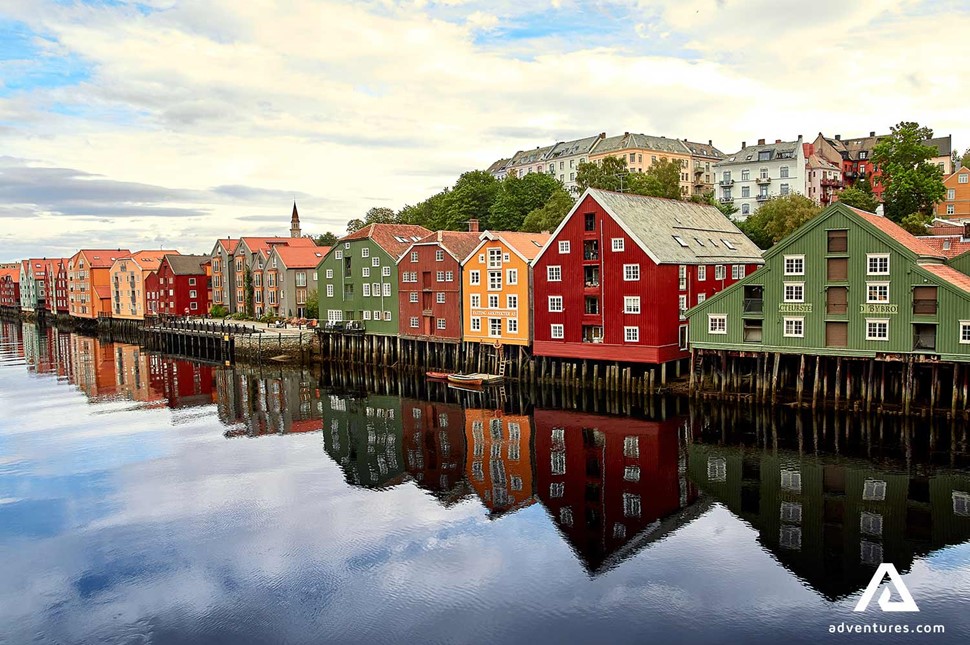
[
  {"xmin": 534, "ymin": 410, "xmax": 697, "ymax": 573},
  {"xmin": 148, "ymin": 355, "xmax": 214, "ymax": 408},
  {"xmin": 402, "ymin": 399, "xmax": 468, "ymax": 504}
]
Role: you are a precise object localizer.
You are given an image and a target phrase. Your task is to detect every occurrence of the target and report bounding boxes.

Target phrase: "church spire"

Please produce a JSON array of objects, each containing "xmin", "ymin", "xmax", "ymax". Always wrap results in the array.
[{"xmin": 290, "ymin": 201, "xmax": 301, "ymax": 238}]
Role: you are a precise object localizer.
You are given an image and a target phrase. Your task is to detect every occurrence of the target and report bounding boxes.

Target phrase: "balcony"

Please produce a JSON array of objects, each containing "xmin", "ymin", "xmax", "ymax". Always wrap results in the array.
[
  {"xmin": 742, "ymin": 298, "xmax": 763, "ymax": 314},
  {"xmin": 719, "ymin": 178, "xmax": 734, "ymax": 187},
  {"xmin": 756, "ymin": 194, "xmax": 770, "ymax": 202},
  {"xmin": 583, "ymin": 240, "xmax": 599, "ymax": 261},
  {"xmin": 820, "ymin": 178, "xmax": 843, "ymax": 188},
  {"xmin": 755, "ymin": 176, "xmax": 771, "ymax": 185},
  {"xmin": 720, "ymin": 196, "xmax": 734, "ymax": 204}
]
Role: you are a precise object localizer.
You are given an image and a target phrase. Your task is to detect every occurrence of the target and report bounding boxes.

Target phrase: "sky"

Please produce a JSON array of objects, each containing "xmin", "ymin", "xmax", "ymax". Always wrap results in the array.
[{"xmin": 1, "ymin": 0, "xmax": 969, "ymax": 261}]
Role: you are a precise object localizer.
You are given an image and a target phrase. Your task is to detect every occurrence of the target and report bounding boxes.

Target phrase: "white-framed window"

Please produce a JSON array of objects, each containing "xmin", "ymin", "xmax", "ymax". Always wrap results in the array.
[
  {"xmin": 470, "ymin": 270, "xmax": 480, "ymax": 285},
  {"xmin": 410, "ymin": 316, "xmax": 419, "ymax": 328},
  {"xmin": 623, "ymin": 435, "xmax": 639, "ymax": 458},
  {"xmin": 731, "ymin": 265, "xmax": 740, "ymax": 280},
  {"xmin": 363, "ymin": 283, "xmax": 371, "ymax": 297},
  {"xmin": 547, "ymin": 266, "xmax": 562, "ymax": 282},
  {"xmin": 548, "ymin": 296, "xmax": 563, "ymax": 312},
  {"xmin": 506, "ymin": 269, "xmax": 517, "ymax": 285},
  {"xmin": 867, "ymin": 253, "xmax": 890, "ymax": 275},
  {"xmin": 410, "ymin": 251, "xmax": 418, "ymax": 263},
  {"xmin": 960, "ymin": 173, "xmax": 969, "ymax": 184},
  {"xmin": 679, "ymin": 295, "xmax": 688, "ymax": 319},
  {"xmin": 783, "ymin": 282, "xmax": 804, "ymax": 303},
  {"xmin": 335, "ymin": 250, "xmax": 342, "ymax": 260},
  {"xmin": 784, "ymin": 255, "xmax": 804, "ymax": 275},
  {"xmin": 373, "ymin": 310, "xmax": 381, "ymax": 320},
  {"xmin": 612, "ymin": 238, "xmax": 624, "ymax": 252},
  {"xmin": 188, "ymin": 289, "xmax": 197, "ymax": 298},
  {"xmin": 550, "ymin": 482, "xmax": 565, "ymax": 498},
  {"xmin": 624, "ymin": 326, "xmax": 639, "ymax": 342},
  {"xmin": 436, "ymin": 270, "xmax": 445, "ymax": 282},
  {"xmin": 953, "ymin": 491, "xmax": 970, "ymax": 516},
  {"xmin": 948, "ymin": 204, "xmax": 956, "ymax": 215},
  {"xmin": 860, "ymin": 512, "xmax": 883, "ymax": 537},
  {"xmin": 372, "ymin": 257, "xmax": 380, "ymax": 267},
  {"xmin": 697, "ymin": 293, "xmax": 706, "ymax": 305},
  {"xmin": 326, "ymin": 284, "xmax": 333, "ymax": 297},
  {"xmin": 624, "ymin": 296, "xmax": 640, "ymax": 314},
  {"xmin": 558, "ymin": 241, "xmax": 570, "ymax": 254},
  {"xmin": 503, "ymin": 253, "xmax": 510, "ymax": 263},
  {"xmin": 437, "ymin": 318, "xmax": 446, "ymax": 330},
  {"xmin": 384, "ymin": 310, "xmax": 392, "ymax": 321},
  {"xmin": 363, "ymin": 310, "xmax": 372, "ymax": 320},
  {"xmin": 326, "ymin": 269, "xmax": 333, "ymax": 279},
  {"xmin": 707, "ymin": 456, "xmax": 727, "ymax": 482},
  {"xmin": 863, "ymin": 479, "xmax": 887, "ymax": 501},
  {"xmin": 948, "ymin": 188, "xmax": 956, "ymax": 200},
  {"xmin": 362, "ymin": 267, "xmax": 370, "ymax": 278},
  {"xmin": 436, "ymin": 292, "xmax": 446, "ymax": 304},
  {"xmin": 470, "ymin": 294, "xmax": 481, "ymax": 308},
  {"xmin": 678, "ymin": 264, "xmax": 687, "ymax": 290},
  {"xmin": 436, "ymin": 249, "xmax": 444, "ymax": 262},
  {"xmin": 781, "ymin": 469, "xmax": 802, "ymax": 492},
  {"xmin": 488, "ymin": 318, "xmax": 502, "ymax": 337},
  {"xmin": 623, "ymin": 264, "xmax": 640, "ymax": 281},
  {"xmin": 488, "ymin": 248, "xmax": 502, "ymax": 268},
  {"xmin": 488, "ymin": 294, "xmax": 499, "ymax": 308},
  {"xmin": 471, "ymin": 317, "xmax": 481, "ymax": 332},
  {"xmin": 698, "ymin": 265, "xmax": 707, "ymax": 281},
  {"xmin": 507, "ymin": 318, "xmax": 518, "ymax": 333},
  {"xmin": 478, "ymin": 253, "xmax": 485, "ymax": 264},
  {"xmin": 866, "ymin": 282, "xmax": 889, "ymax": 303},
  {"xmin": 708, "ymin": 314, "xmax": 727, "ymax": 334},
  {"xmin": 866, "ymin": 319, "xmax": 889, "ymax": 341},
  {"xmin": 383, "ymin": 282, "xmax": 391, "ymax": 297},
  {"xmin": 714, "ymin": 265, "xmax": 726, "ymax": 280},
  {"xmin": 361, "ymin": 247, "xmax": 369, "ymax": 258},
  {"xmin": 623, "ymin": 493, "xmax": 641, "ymax": 518},
  {"xmin": 507, "ymin": 294, "xmax": 518, "ymax": 309},
  {"xmin": 382, "ymin": 266, "xmax": 391, "ymax": 277},
  {"xmin": 488, "ymin": 271, "xmax": 502, "ymax": 290},
  {"xmin": 783, "ymin": 317, "xmax": 804, "ymax": 338},
  {"xmin": 550, "ymin": 324, "xmax": 564, "ymax": 339},
  {"xmin": 960, "ymin": 321, "xmax": 970, "ymax": 344},
  {"xmin": 409, "ymin": 292, "xmax": 418, "ymax": 303}
]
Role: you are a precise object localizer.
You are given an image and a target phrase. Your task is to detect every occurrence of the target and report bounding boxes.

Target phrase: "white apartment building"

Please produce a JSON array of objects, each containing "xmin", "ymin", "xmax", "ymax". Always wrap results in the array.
[{"xmin": 714, "ymin": 136, "xmax": 807, "ymax": 220}]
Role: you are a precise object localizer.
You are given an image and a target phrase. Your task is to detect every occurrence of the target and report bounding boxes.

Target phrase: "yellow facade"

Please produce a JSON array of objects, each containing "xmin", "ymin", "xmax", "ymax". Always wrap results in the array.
[
  {"xmin": 461, "ymin": 232, "xmax": 548, "ymax": 346},
  {"xmin": 109, "ymin": 250, "xmax": 177, "ymax": 320},
  {"xmin": 589, "ymin": 146, "xmax": 693, "ymax": 197}
]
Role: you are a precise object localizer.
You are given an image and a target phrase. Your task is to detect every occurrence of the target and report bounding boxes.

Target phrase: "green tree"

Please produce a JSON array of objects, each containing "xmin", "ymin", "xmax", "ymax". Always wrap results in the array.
[
  {"xmin": 347, "ymin": 206, "xmax": 397, "ymax": 233},
  {"xmin": 835, "ymin": 186, "xmax": 879, "ymax": 212},
  {"xmin": 244, "ymin": 267, "xmax": 254, "ymax": 317},
  {"xmin": 961, "ymin": 148, "xmax": 970, "ymax": 169},
  {"xmin": 691, "ymin": 191, "xmax": 737, "ymax": 217},
  {"xmin": 637, "ymin": 157, "xmax": 684, "ymax": 199},
  {"xmin": 872, "ymin": 121, "xmax": 946, "ymax": 222},
  {"xmin": 489, "ymin": 172, "xmax": 562, "ymax": 231},
  {"xmin": 304, "ymin": 289, "xmax": 318, "ymax": 319},
  {"xmin": 576, "ymin": 156, "xmax": 628, "ymax": 192},
  {"xmin": 899, "ymin": 212, "xmax": 932, "ymax": 235},
  {"xmin": 440, "ymin": 170, "xmax": 501, "ymax": 230},
  {"xmin": 521, "ymin": 188, "xmax": 575, "ymax": 233},
  {"xmin": 313, "ymin": 232, "xmax": 339, "ymax": 246},
  {"xmin": 737, "ymin": 194, "xmax": 822, "ymax": 250},
  {"xmin": 398, "ymin": 189, "xmax": 450, "ymax": 230}
]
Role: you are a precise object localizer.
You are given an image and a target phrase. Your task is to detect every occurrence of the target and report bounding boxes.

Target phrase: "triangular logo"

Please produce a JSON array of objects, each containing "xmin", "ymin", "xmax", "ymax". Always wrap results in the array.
[{"xmin": 853, "ymin": 563, "xmax": 920, "ymax": 612}]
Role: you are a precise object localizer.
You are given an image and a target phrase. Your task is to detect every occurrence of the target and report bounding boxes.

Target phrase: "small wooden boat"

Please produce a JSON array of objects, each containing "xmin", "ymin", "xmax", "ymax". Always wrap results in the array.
[
  {"xmin": 425, "ymin": 371, "xmax": 453, "ymax": 381},
  {"xmin": 447, "ymin": 373, "xmax": 504, "ymax": 387}
]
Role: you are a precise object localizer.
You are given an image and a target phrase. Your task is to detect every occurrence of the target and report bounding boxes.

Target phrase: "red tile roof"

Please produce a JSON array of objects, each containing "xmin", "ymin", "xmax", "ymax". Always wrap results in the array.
[
  {"xmin": 77, "ymin": 249, "xmax": 132, "ymax": 268},
  {"xmin": 128, "ymin": 250, "xmax": 179, "ymax": 270},
  {"xmin": 489, "ymin": 231, "xmax": 552, "ymax": 261},
  {"xmin": 216, "ymin": 238, "xmax": 239, "ymax": 253},
  {"xmin": 23, "ymin": 259, "xmax": 47, "ymax": 279},
  {"xmin": 274, "ymin": 245, "xmax": 331, "ymax": 269},
  {"xmin": 0, "ymin": 268, "xmax": 19, "ymax": 284},
  {"xmin": 917, "ymin": 235, "xmax": 970, "ymax": 258},
  {"xmin": 921, "ymin": 264, "xmax": 970, "ymax": 294},
  {"xmin": 415, "ymin": 231, "xmax": 482, "ymax": 262},
  {"xmin": 94, "ymin": 285, "xmax": 112, "ymax": 299},
  {"xmin": 847, "ymin": 208, "xmax": 944, "ymax": 258},
  {"xmin": 342, "ymin": 224, "xmax": 432, "ymax": 258},
  {"xmin": 240, "ymin": 236, "xmax": 316, "ymax": 254}
]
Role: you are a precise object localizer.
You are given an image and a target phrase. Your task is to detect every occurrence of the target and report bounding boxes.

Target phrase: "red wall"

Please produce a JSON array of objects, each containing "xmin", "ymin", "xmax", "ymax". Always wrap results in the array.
[
  {"xmin": 401, "ymin": 399, "xmax": 467, "ymax": 498},
  {"xmin": 533, "ymin": 194, "xmax": 757, "ymax": 364},
  {"xmin": 45, "ymin": 262, "xmax": 69, "ymax": 314},
  {"xmin": 0, "ymin": 278, "xmax": 20, "ymax": 308},
  {"xmin": 397, "ymin": 243, "xmax": 463, "ymax": 341},
  {"xmin": 155, "ymin": 260, "xmax": 209, "ymax": 316}
]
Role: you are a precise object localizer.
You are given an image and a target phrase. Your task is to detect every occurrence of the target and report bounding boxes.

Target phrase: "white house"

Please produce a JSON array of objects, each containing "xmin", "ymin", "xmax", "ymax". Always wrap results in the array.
[{"xmin": 714, "ymin": 136, "xmax": 807, "ymax": 220}]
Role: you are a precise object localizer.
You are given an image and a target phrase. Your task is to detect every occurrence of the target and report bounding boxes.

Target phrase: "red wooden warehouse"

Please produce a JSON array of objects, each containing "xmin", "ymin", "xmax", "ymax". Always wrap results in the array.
[
  {"xmin": 397, "ymin": 229, "xmax": 481, "ymax": 342},
  {"xmin": 153, "ymin": 254, "xmax": 211, "ymax": 316},
  {"xmin": 43, "ymin": 258, "xmax": 69, "ymax": 315},
  {"xmin": 531, "ymin": 188, "xmax": 763, "ymax": 366}
]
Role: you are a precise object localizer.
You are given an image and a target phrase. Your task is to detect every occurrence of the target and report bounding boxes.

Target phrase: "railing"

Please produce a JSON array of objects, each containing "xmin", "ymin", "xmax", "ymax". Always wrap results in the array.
[
  {"xmin": 820, "ymin": 178, "xmax": 843, "ymax": 188},
  {"xmin": 755, "ymin": 176, "xmax": 771, "ymax": 185},
  {"xmin": 152, "ymin": 317, "xmax": 262, "ymax": 335},
  {"xmin": 756, "ymin": 194, "xmax": 770, "ymax": 202},
  {"xmin": 583, "ymin": 251, "xmax": 600, "ymax": 260},
  {"xmin": 719, "ymin": 196, "xmax": 734, "ymax": 204},
  {"xmin": 913, "ymin": 300, "xmax": 938, "ymax": 315},
  {"xmin": 719, "ymin": 179, "xmax": 734, "ymax": 187},
  {"xmin": 742, "ymin": 298, "xmax": 764, "ymax": 313}
]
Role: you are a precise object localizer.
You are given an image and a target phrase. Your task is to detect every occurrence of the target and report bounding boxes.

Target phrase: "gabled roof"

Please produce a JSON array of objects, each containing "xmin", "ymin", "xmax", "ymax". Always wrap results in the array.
[
  {"xmin": 486, "ymin": 158, "xmax": 511, "ymax": 174},
  {"xmin": 944, "ymin": 168, "xmax": 970, "ymax": 185},
  {"xmin": 682, "ymin": 140, "xmax": 725, "ymax": 159},
  {"xmin": 847, "ymin": 207, "xmax": 944, "ymax": 258},
  {"xmin": 272, "ymin": 245, "xmax": 332, "ymax": 269},
  {"xmin": 547, "ymin": 134, "xmax": 603, "ymax": 159},
  {"xmin": 340, "ymin": 223, "xmax": 432, "ymax": 259},
  {"xmin": 535, "ymin": 188, "xmax": 763, "ymax": 266},
  {"xmin": 237, "ymin": 236, "xmax": 315, "ymax": 255},
  {"xmin": 163, "ymin": 254, "xmax": 210, "ymax": 275},
  {"xmin": 0, "ymin": 267, "xmax": 20, "ymax": 284},
  {"xmin": 406, "ymin": 231, "xmax": 485, "ymax": 264},
  {"xmin": 124, "ymin": 250, "xmax": 179, "ymax": 271},
  {"xmin": 213, "ymin": 238, "xmax": 239, "ymax": 254},
  {"xmin": 716, "ymin": 138, "xmax": 801, "ymax": 167},
  {"xmin": 591, "ymin": 132, "xmax": 690, "ymax": 156},
  {"xmin": 74, "ymin": 249, "xmax": 131, "ymax": 268},
  {"xmin": 916, "ymin": 235, "xmax": 970, "ymax": 258},
  {"xmin": 22, "ymin": 259, "xmax": 47, "ymax": 279},
  {"xmin": 464, "ymin": 230, "xmax": 551, "ymax": 265},
  {"xmin": 919, "ymin": 264, "xmax": 970, "ymax": 294}
]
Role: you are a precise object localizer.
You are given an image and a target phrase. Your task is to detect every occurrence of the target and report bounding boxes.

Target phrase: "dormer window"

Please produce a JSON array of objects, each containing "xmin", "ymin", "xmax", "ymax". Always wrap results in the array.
[{"xmin": 758, "ymin": 151, "xmax": 770, "ymax": 161}]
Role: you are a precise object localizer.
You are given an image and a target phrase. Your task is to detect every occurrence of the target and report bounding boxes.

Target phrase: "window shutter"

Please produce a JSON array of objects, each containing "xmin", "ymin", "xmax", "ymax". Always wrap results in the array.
[
  {"xmin": 826, "ymin": 258, "xmax": 848, "ymax": 281},
  {"xmin": 825, "ymin": 321, "xmax": 848, "ymax": 347}
]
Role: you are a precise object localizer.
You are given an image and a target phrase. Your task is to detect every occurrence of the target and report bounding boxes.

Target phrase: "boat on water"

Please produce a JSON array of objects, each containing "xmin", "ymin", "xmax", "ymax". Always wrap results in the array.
[
  {"xmin": 425, "ymin": 371, "xmax": 453, "ymax": 380},
  {"xmin": 446, "ymin": 373, "xmax": 504, "ymax": 387}
]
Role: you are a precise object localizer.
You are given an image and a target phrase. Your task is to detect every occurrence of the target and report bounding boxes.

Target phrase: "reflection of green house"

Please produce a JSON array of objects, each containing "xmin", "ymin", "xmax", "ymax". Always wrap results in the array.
[
  {"xmin": 322, "ymin": 392, "xmax": 405, "ymax": 489},
  {"xmin": 689, "ymin": 442, "xmax": 970, "ymax": 600}
]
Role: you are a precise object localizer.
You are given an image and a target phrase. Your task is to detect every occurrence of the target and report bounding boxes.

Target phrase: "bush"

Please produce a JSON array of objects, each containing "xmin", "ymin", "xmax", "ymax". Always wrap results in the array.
[{"xmin": 210, "ymin": 304, "xmax": 228, "ymax": 318}]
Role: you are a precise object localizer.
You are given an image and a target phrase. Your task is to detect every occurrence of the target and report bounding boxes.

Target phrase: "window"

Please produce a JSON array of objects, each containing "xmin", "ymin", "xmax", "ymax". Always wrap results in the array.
[
  {"xmin": 780, "ymin": 183, "xmax": 790, "ymax": 196},
  {"xmin": 436, "ymin": 292, "xmax": 446, "ymax": 304},
  {"xmin": 623, "ymin": 493, "xmax": 641, "ymax": 518},
  {"xmin": 548, "ymin": 296, "xmax": 563, "ymax": 312},
  {"xmin": 960, "ymin": 173, "xmax": 969, "ymax": 184},
  {"xmin": 867, "ymin": 254, "xmax": 890, "ymax": 275},
  {"xmin": 859, "ymin": 151, "xmax": 868, "ymax": 160},
  {"xmin": 507, "ymin": 294, "xmax": 518, "ymax": 309},
  {"xmin": 506, "ymin": 269, "xmax": 517, "ymax": 285},
  {"xmin": 708, "ymin": 457, "xmax": 727, "ymax": 482},
  {"xmin": 383, "ymin": 283, "xmax": 391, "ymax": 296},
  {"xmin": 714, "ymin": 265, "xmax": 726, "ymax": 280},
  {"xmin": 623, "ymin": 264, "xmax": 640, "ymax": 281},
  {"xmin": 860, "ymin": 512, "xmax": 883, "ymax": 537},
  {"xmin": 678, "ymin": 265, "xmax": 687, "ymax": 290},
  {"xmin": 741, "ymin": 186, "xmax": 750, "ymax": 198},
  {"xmin": 325, "ymin": 268, "xmax": 333, "ymax": 279},
  {"xmin": 780, "ymin": 165, "xmax": 789, "ymax": 178},
  {"xmin": 624, "ymin": 326, "xmax": 639, "ymax": 342},
  {"xmin": 410, "ymin": 316, "xmax": 419, "ymax": 328},
  {"xmin": 488, "ymin": 318, "xmax": 502, "ymax": 337},
  {"xmin": 780, "ymin": 502, "xmax": 802, "ymax": 524},
  {"xmin": 783, "ymin": 283, "xmax": 804, "ymax": 303},
  {"xmin": 507, "ymin": 318, "xmax": 518, "ymax": 334},
  {"xmin": 471, "ymin": 317, "xmax": 481, "ymax": 332},
  {"xmin": 741, "ymin": 203, "xmax": 750, "ymax": 215},
  {"xmin": 551, "ymin": 324, "xmax": 564, "ymax": 339},
  {"xmin": 827, "ymin": 229, "xmax": 848, "ymax": 253},
  {"xmin": 488, "ymin": 271, "xmax": 502, "ymax": 290},
  {"xmin": 363, "ymin": 310, "xmax": 372, "ymax": 320},
  {"xmin": 784, "ymin": 255, "xmax": 804, "ymax": 275},
  {"xmin": 362, "ymin": 267, "xmax": 370, "ymax": 278},
  {"xmin": 470, "ymin": 270, "xmax": 481, "ymax": 285},
  {"xmin": 731, "ymin": 265, "xmax": 740, "ymax": 280},
  {"xmin": 409, "ymin": 292, "xmax": 418, "ymax": 303},
  {"xmin": 783, "ymin": 317, "xmax": 804, "ymax": 338},
  {"xmin": 948, "ymin": 188, "xmax": 956, "ymax": 200},
  {"xmin": 488, "ymin": 294, "xmax": 499, "ymax": 308},
  {"xmin": 363, "ymin": 283, "xmax": 371, "ymax": 297},
  {"xmin": 673, "ymin": 235, "xmax": 688, "ymax": 248},
  {"xmin": 708, "ymin": 314, "xmax": 727, "ymax": 334},
  {"xmin": 436, "ymin": 270, "xmax": 445, "ymax": 282},
  {"xmin": 866, "ymin": 282, "xmax": 889, "ymax": 303},
  {"xmin": 410, "ymin": 251, "xmax": 418, "ymax": 263},
  {"xmin": 547, "ymin": 266, "xmax": 562, "ymax": 281},
  {"xmin": 470, "ymin": 294, "xmax": 480, "ymax": 308},
  {"xmin": 696, "ymin": 293, "xmax": 706, "ymax": 305},
  {"xmin": 953, "ymin": 491, "xmax": 970, "ymax": 516},
  {"xmin": 335, "ymin": 250, "xmax": 342, "ymax": 260},
  {"xmin": 612, "ymin": 238, "xmax": 624, "ymax": 252},
  {"xmin": 679, "ymin": 295, "xmax": 688, "ymax": 319},
  {"xmin": 863, "ymin": 479, "xmax": 887, "ymax": 501},
  {"xmin": 434, "ymin": 249, "xmax": 444, "ymax": 262},
  {"xmin": 326, "ymin": 284, "xmax": 334, "ymax": 297},
  {"xmin": 781, "ymin": 469, "xmax": 802, "ymax": 492},
  {"xmin": 866, "ymin": 319, "xmax": 889, "ymax": 341},
  {"xmin": 383, "ymin": 266, "xmax": 391, "ymax": 277},
  {"xmin": 488, "ymin": 248, "xmax": 502, "ymax": 268},
  {"xmin": 624, "ymin": 296, "xmax": 640, "ymax": 314},
  {"xmin": 623, "ymin": 435, "xmax": 639, "ymax": 458},
  {"xmin": 559, "ymin": 241, "xmax": 570, "ymax": 254},
  {"xmin": 478, "ymin": 254, "xmax": 485, "ymax": 264},
  {"xmin": 697, "ymin": 265, "xmax": 707, "ymax": 282},
  {"xmin": 948, "ymin": 204, "xmax": 956, "ymax": 215},
  {"xmin": 961, "ymin": 322, "xmax": 970, "ymax": 344}
]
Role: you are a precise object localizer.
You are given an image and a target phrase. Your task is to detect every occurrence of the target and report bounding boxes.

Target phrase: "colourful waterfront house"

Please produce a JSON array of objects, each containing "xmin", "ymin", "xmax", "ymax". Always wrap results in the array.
[
  {"xmin": 68, "ymin": 249, "xmax": 131, "ymax": 319},
  {"xmin": 43, "ymin": 258, "xmax": 69, "ymax": 315},
  {"xmin": 0, "ymin": 267, "xmax": 21, "ymax": 310},
  {"xmin": 321, "ymin": 393, "xmax": 406, "ymax": 489},
  {"xmin": 18, "ymin": 259, "xmax": 48, "ymax": 312},
  {"xmin": 937, "ymin": 168, "xmax": 970, "ymax": 220},
  {"xmin": 463, "ymin": 408, "xmax": 534, "ymax": 517},
  {"xmin": 263, "ymin": 244, "xmax": 331, "ymax": 318},
  {"xmin": 460, "ymin": 231, "xmax": 550, "ymax": 347},
  {"xmin": 154, "ymin": 254, "xmax": 210, "ymax": 317},
  {"xmin": 398, "ymin": 230, "xmax": 481, "ymax": 342},
  {"xmin": 532, "ymin": 189, "xmax": 762, "ymax": 366},
  {"xmin": 401, "ymin": 399, "xmax": 468, "ymax": 504},
  {"xmin": 534, "ymin": 410, "xmax": 698, "ymax": 573},
  {"xmin": 316, "ymin": 223, "xmax": 431, "ymax": 332},
  {"xmin": 209, "ymin": 238, "xmax": 239, "ymax": 311},
  {"xmin": 687, "ymin": 202, "xmax": 970, "ymax": 363},
  {"xmin": 232, "ymin": 237, "xmax": 316, "ymax": 316},
  {"xmin": 109, "ymin": 250, "xmax": 177, "ymax": 320}
]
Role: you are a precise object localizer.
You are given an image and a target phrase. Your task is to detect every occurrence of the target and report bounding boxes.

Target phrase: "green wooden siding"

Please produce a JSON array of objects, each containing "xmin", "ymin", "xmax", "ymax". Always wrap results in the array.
[
  {"xmin": 688, "ymin": 204, "xmax": 970, "ymax": 362},
  {"xmin": 321, "ymin": 393, "xmax": 404, "ymax": 489},
  {"xmin": 316, "ymin": 239, "xmax": 401, "ymax": 335},
  {"xmin": 950, "ymin": 250, "xmax": 970, "ymax": 276}
]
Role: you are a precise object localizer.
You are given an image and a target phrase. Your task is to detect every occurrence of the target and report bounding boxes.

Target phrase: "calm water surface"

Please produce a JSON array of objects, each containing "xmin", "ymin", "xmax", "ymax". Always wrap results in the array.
[{"xmin": 2, "ymin": 321, "xmax": 970, "ymax": 644}]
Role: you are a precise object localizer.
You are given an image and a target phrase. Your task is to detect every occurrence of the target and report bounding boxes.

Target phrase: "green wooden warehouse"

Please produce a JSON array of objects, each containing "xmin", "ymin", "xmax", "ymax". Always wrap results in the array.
[{"xmin": 687, "ymin": 202, "xmax": 970, "ymax": 413}]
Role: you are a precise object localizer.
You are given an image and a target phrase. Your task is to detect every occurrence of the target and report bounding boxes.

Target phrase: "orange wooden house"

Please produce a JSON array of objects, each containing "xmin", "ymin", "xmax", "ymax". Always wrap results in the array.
[{"xmin": 68, "ymin": 249, "xmax": 131, "ymax": 319}]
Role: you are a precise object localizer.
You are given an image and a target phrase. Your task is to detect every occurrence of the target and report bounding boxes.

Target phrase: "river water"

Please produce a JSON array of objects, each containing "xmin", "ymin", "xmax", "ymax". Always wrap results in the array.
[{"xmin": 1, "ymin": 321, "xmax": 969, "ymax": 644}]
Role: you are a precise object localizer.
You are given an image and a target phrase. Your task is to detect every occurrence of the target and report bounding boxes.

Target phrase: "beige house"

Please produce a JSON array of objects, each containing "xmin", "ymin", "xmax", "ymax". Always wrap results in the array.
[
  {"xmin": 589, "ymin": 132, "xmax": 694, "ymax": 197},
  {"xmin": 109, "ymin": 250, "xmax": 177, "ymax": 320}
]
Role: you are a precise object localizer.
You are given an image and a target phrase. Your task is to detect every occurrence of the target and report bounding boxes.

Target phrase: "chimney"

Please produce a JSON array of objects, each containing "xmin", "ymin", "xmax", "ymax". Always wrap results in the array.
[
  {"xmin": 875, "ymin": 204, "xmax": 885, "ymax": 217},
  {"xmin": 741, "ymin": 141, "xmax": 746, "ymax": 148},
  {"xmin": 870, "ymin": 131, "xmax": 876, "ymax": 137},
  {"xmin": 775, "ymin": 139, "xmax": 781, "ymax": 144},
  {"xmin": 599, "ymin": 132, "xmax": 606, "ymax": 139},
  {"xmin": 708, "ymin": 140, "xmax": 712, "ymax": 146},
  {"xmin": 757, "ymin": 138, "xmax": 766, "ymax": 145},
  {"xmin": 835, "ymin": 134, "xmax": 841, "ymax": 141},
  {"xmin": 468, "ymin": 218, "xmax": 480, "ymax": 233}
]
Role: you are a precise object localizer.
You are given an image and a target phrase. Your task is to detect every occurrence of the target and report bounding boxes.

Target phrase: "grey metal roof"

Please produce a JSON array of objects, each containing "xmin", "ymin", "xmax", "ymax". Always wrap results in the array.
[
  {"xmin": 682, "ymin": 140, "xmax": 725, "ymax": 159},
  {"xmin": 164, "ymin": 254, "xmax": 208, "ymax": 275},
  {"xmin": 587, "ymin": 188, "xmax": 764, "ymax": 264},
  {"xmin": 924, "ymin": 135, "xmax": 952, "ymax": 157},
  {"xmin": 486, "ymin": 158, "xmax": 511, "ymax": 174},
  {"xmin": 716, "ymin": 139, "xmax": 800, "ymax": 167},
  {"xmin": 510, "ymin": 144, "xmax": 556, "ymax": 166},
  {"xmin": 547, "ymin": 135, "xmax": 601, "ymax": 159},
  {"xmin": 591, "ymin": 132, "xmax": 691, "ymax": 156}
]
